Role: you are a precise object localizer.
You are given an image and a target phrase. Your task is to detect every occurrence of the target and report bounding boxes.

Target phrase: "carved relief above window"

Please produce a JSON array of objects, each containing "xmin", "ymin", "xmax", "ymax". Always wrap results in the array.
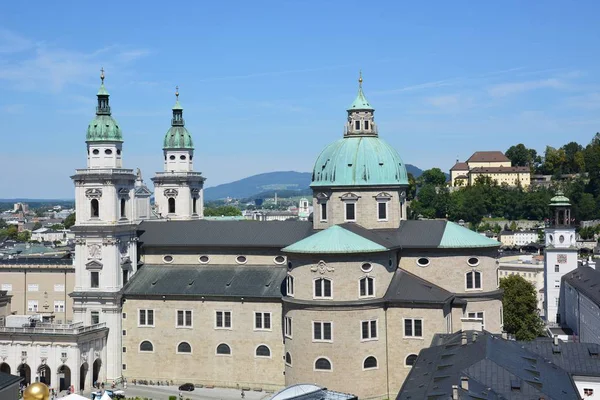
[
  {"xmin": 311, "ymin": 260, "xmax": 335, "ymax": 274},
  {"xmin": 374, "ymin": 192, "xmax": 392, "ymax": 200},
  {"xmin": 340, "ymin": 192, "xmax": 360, "ymax": 201},
  {"xmin": 316, "ymin": 192, "xmax": 329, "ymax": 202},
  {"xmin": 118, "ymin": 188, "xmax": 130, "ymax": 197},
  {"xmin": 85, "ymin": 188, "xmax": 103, "ymax": 199},
  {"xmin": 164, "ymin": 188, "xmax": 179, "ymax": 197},
  {"xmin": 88, "ymin": 244, "xmax": 102, "ymax": 259}
]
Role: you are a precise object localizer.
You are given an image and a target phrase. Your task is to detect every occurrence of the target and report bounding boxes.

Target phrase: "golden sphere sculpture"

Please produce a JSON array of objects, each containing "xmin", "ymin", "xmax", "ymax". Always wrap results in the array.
[{"xmin": 23, "ymin": 382, "xmax": 50, "ymax": 400}]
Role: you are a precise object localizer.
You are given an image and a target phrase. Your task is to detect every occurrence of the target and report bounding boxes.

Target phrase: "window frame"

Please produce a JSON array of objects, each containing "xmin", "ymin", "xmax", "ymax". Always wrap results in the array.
[
  {"xmin": 176, "ymin": 341, "xmax": 192, "ymax": 354},
  {"xmin": 359, "ymin": 276, "xmax": 375, "ymax": 298},
  {"xmin": 286, "ymin": 275, "xmax": 295, "ymax": 297},
  {"xmin": 90, "ymin": 271, "xmax": 100, "ymax": 288},
  {"xmin": 176, "ymin": 309, "xmax": 193, "ymax": 328},
  {"xmin": 255, "ymin": 344, "xmax": 272, "ymax": 358},
  {"xmin": 284, "ymin": 316, "xmax": 293, "ymax": 339},
  {"xmin": 168, "ymin": 197, "xmax": 176, "ymax": 214},
  {"xmin": 312, "ymin": 321, "xmax": 333, "ymax": 342},
  {"xmin": 254, "ymin": 312, "xmax": 272, "ymax": 331},
  {"xmin": 216, "ymin": 343, "xmax": 232, "ymax": 356},
  {"xmin": 54, "ymin": 301, "xmax": 65, "ymax": 313},
  {"xmin": 90, "ymin": 311, "xmax": 100, "ymax": 325},
  {"xmin": 27, "ymin": 300, "xmax": 38, "ymax": 312},
  {"xmin": 320, "ymin": 202, "xmax": 328, "ymax": 222},
  {"xmin": 403, "ymin": 318, "xmax": 423, "ymax": 339},
  {"xmin": 138, "ymin": 309, "xmax": 155, "ymax": 328},
  {"xmin": 314, "ymin": 357, "xmax": 333, "ymax": 372},
  {"xmin": 285, "ymin": 352, "xmax": 292, "ymax": 367},
  {"xmin": 139, "ymin": 340, "xmax": 154, "ymax": 353},
  {"xmin": 344, "ymin": 201, "xmax": 357, "ymax": 222},
  {"xmin": 363, "ymin": 356, "xmax": 378, "ymax": 370},
  {"xmin": 215, "ymin": 310, "xmax": 232, "ymax": 329},
  {"xmin": 360, "ymin": 319, "xmax": 378, "ymax": 341},
  {"xmin": 405, "ymin": 354, "xmax": 418, "ymax": 367},
  {"xmin": 467, "ymin": 311, "xmax": 485, "ymax": 329},
  {"xmin": 313, "ymin": 277, "xmax": 333, "ymax": 299},
  {"xmin": 465, "ymin": 270, "xmax": 482, "ymax": 290},
  {"xmin": 377, "ymin": 200, "xmax": 388, "ymax": 221}
]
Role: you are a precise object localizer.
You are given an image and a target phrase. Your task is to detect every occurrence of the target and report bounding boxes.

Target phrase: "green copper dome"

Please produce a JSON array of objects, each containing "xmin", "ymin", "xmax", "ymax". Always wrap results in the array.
[
  {"xmin": 550, "ymin": 191, "xmax": 571, "ymax": 207},
  {"xmin": 347, "ymin": 86, "xmax": 374, "ymax": 111},
  {"xmin": 163, "ymin": 93, "xmax": 194, "ymax": 150},
  {"xmin": 311, "ymin": 136, "xmax": 408, "ymax": 187},
  {"xmin": 86, "ymin": 77, "xmax": 123, "ymax": 143}
]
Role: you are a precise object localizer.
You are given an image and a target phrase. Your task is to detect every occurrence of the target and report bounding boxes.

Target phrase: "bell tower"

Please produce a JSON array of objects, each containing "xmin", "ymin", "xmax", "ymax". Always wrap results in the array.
[
  {"xmin": 152, "ymin": 88, "xmax": 206, "ymax": 219},
  {"xmin": 345, "ymin": 72, "xmax": 377, "ymax": 137},
  {"xmin": 70, "ymin": 69, "xmax": 138, "ymax": 382}
]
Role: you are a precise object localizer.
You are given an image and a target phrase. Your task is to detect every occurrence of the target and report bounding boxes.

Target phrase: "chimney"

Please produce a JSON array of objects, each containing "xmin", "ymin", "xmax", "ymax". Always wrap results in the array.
[
  {"xmin": 553, "ymin": 335, "xmax": 559, "ymax": 346},
  {"xmin": 502, "ymin": 331, "xmax": 508, "ymax": 340},
  {"xmin": 473, "ymin": 331, "xmax": 478, "ymax": 342},
  {"xmin": 452, "ymin": 385, "xmax": 459, "ymax": 400},
  {"xmin": 461, "ymin": 376, "xmax": 469, "ymax": 391},
  {"xmin": 461, "ymin": 331, "xmax": 468, "ymax": 345}
]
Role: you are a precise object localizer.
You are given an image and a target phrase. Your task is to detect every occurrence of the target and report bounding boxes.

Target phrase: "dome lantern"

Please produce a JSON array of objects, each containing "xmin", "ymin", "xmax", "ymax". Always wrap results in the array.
[
  {"xmin": 86, "ymin": 68, "xmax": 123, "ymax": 143},
  {"xmin": 345, "ymin": 71, "xmax": 377, "ymax": 137}
]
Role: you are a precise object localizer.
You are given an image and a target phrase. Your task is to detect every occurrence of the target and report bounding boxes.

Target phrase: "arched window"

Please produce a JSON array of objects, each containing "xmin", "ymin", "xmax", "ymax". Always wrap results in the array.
[
  {"xmin": 168, "ymin": 197, "xmax": 176, "ymax": 214},
  {"xmin": 216, "ymin": 343, "xmax": 231, "ymax": 355},
  {"xmin": 286, "ymin": 275, "xmax": 295, "ymax": 297},
  {"xmin": 120, "ymin": 198, "xmax": 126, "ymax": 218},
  {"xmin": 90, "ymin": 199, "xmax": 99, "ymax": 218},
  {"xmin": 139, "ymin": 341, "xmax": 153, "ymax": 352},
  {"xmin": 314, "ymin": 278, "xmax": 332, "ymax": 298},
  {"xmin": 255, "ymin": 345, "xmax": 271, "ymax": 357},
  {"xmin": 177, "ymin": 342, "xmax": 191, "ymax": 354},
  {"xmin": 405, "ymin": 354, "xmax": 418, "ymax": 367},
  {"xmin": 359, "ymin": 276, "xmax": 375, "ymax": 297},
  {"xmin": 285, "ymin": 352, "xmax": 292, "ymax": 366},
  {"xmin": 315, "ymin": 357, "xmax": 332, "ymax": 371},
  {"xmin": 466, "ymin": 271, "xmax": 482, "ymax": 290},
  {"xmin": 363, "ymin": 356, "xmax": 378, "ymax": 370}
]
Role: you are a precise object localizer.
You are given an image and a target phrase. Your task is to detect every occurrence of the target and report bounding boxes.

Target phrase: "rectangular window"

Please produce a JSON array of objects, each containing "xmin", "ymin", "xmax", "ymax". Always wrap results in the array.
[
  {"xmin": 320, "ymin": 202, "xmax": 327, "ymax": 221},
  {"xmin": 122, "ymin": 330, "xmax": 127, "ymax": 336},
  {"xmin": 286, "ymin": 275, "xmax": 295, "ymax": 297},
  {"xmin": 361, "ymin": 320, "xmax": 378, "ymax": 340},
  {"xmin": 284, "ymin": 317, "xmax": 293, "ymax": 338},
  {"xmin": 138, "ymin": 309, "xmax": 154, "ymax": 327},
  {"xmin": 177, "ymin": 310, "xmax": 192, "ymax": 327},
  {"xmin": 364, "ymin": 120, "xmax": 370, "ymax": 130},
  {"xmin": 554, "ymin": 280, "xmax": 560, "ymax": 288},
  {"xmin": 404, "ymin": 318, "xmax": 423, "ymax": 338},
  {"xmin": 313, "ymin": 321, "xmax": 333, "ymax": 341},
  {"xmin": 555, "ymin": 265, "xmax": 560, "ymax": 273},
  {"xmin": 355, "ymin": 120, "xmax": 360, "ymax": 130},
  {"xmin": 27, "ymin": 300, "xmax": 38, "ymax": 312},
  {"xmin": 215, "ymin": 311, "xmax": 232, "ymax": 329},
  {"xmin": 359, "ymin": 277, "xmax": 375, "ymax": 297},
  {"xmin": 54, "ymin": 284, "xmax": 65, "ymax": 292},
  {"xmin": 1, "ymin": 283, "xmax": 12, "ymax": 291},
  {"xmin": 91, "ymin": 311, "xmax": 100, "ymax": 325},
  {"xmin": 555, "ymin": 297, "xmax": 559, "ymax": 307},
  {"xmin": 314, "ymin": 278, "xmax": 332, "ymax": 298},
  {"xmin": 122, "ymin": 313, "xmax": 126, "ymax": 319},
  {"xmin": 467, "ymin": 312, "xmax": 484, "ymax": 328},
  {"xmin": 122, "ymin": 364, "xmax": 127, "ymax": 371},
  {"xmin": 90, "ymin": 271, "xmax": 99, "ymax": 288},
  {"xmin": 466, "ymin": 271, "xmax": 482, "ymax": 290},
  {"xmin": 54, "ymin": 301, "xmax": 65, "ymax": 313},
  {"xmin": 377, "ymin": 202, "xmax": 387, "ymax": 221},
  {"xmin": 255, "ymin": 312, "xmax": 272, "ymax": 330},
  {"xmin": 345, "ymin": 202, "xmax": 356, "ymax": 221},
  {"xmin": 27, "ymin": 284, "xmax": 39, "ymax": 292},
  {"xmin": 122, "ymin": 347, "xmax": 126, "ymax": 353}
]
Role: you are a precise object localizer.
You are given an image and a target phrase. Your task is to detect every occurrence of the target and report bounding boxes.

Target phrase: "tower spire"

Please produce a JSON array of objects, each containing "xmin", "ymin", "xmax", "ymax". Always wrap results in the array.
[
  {"xmin": 96, "ymin": 68, "xmax": 110, "ymax": 115},
  {"xmin": 358, "ymin": 70, "xmax": 363, "ymax": 88},
  {"xmin": 172, "ymin": 86, "xmax": 184, "ymax": 127},
  {"xmin": 100, "ymin": 67, "xmax": 105, "ymax": 84}
]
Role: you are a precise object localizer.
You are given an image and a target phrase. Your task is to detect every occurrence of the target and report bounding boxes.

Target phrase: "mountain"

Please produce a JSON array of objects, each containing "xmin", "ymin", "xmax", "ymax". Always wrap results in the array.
[{"xmin": 204, "ymin": 165, "xmax": 424, "ymax": 201}]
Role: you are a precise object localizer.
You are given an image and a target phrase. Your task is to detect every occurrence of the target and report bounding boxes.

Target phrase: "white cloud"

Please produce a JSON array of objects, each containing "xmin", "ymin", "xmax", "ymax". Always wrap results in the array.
[
  {"xmin": 0, "ymin": 29, "xmax": 33, "ymax": 53},
  {"xmin": 425, "ymin": 95, "xmax": 460, "ymax": 109},
  {"xmin": 487, "ymin": 78, "xmax": 566, "ymax": 97}
]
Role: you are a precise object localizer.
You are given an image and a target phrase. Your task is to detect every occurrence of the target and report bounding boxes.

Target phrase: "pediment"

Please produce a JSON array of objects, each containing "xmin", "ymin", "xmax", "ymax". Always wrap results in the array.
[
  {"xmin": 135, "ymin": 186, "xmax": 152, "ymax": 196},
  {"xmin": 374, "ymin": 192, "xmax": 392, "ymax": 200},
  {"xmin": 340, "ymin": 192, "xmax": 360, "ymax": 201},
  {"xmin": 85, "ymin": 260, "xmax": 103, "ymax": 270}
]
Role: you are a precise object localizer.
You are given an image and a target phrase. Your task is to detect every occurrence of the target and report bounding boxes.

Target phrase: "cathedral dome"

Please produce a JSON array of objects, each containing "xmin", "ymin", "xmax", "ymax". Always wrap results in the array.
[
  {"xmin": 163, "ymin": 94, "xmax": 194, "ymax": 150},
  {"xmin": 311, "ymin": 136, "xmax": 408, "ymax": 187},
  {"xmin": 86, "ymin": 81, "xmax": 123, "ymax": 142}
]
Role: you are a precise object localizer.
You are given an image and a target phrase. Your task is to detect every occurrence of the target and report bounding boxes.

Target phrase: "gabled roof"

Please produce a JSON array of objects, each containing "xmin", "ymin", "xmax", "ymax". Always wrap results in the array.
[
  {"xmin": 384, "ymin": 269, "xmax": 453, "ymax": 304},
  {"xmin": 522, "ymin": 338, "xmax": 600, "ymax": 377},
  {"xmin": 562, "ymin": 266, "xmax": 600, "ymax": 307},
  {"xmin": 439, "ymin": 222, "xmax": 501, "ymax": 248},
  {"xmin": 0, "ymin": 371, "xmax": 22, "ymax": 391},
  {"xmin": 123, "ymin": 265, "xmax": 286, "ymax": 299},
  {"xmin": 283, "ymin": 225, "xmax": 388, "ymax": 254},
  {"xmin": 450, "ymin": 162, "xmax": 469, "ymax": 171},
  {"xmin": 466, "ymin": 151, "xmax": 510, "ymax": 163},
  {"xmin": 138, "ymin": 220, "xmax": 314, "ymax": 248}
]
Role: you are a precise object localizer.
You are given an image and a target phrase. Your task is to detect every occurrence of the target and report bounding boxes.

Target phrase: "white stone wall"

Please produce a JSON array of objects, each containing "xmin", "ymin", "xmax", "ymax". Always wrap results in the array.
[
  {"xmin": 544, "ymin": 227, "xmax": 578, "ymax": 323},
  {"xmin": 564, "ymin": 282, "xmax": 600, "ymax": 345}
]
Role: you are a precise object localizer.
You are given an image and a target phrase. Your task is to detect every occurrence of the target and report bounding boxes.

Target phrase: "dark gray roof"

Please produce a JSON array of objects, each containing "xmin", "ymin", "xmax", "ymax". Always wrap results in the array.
[
  {"xmin": 0, "ymin": 257, "xmax": 72, "ymax": 265},
  {"xmin": 123, "ymin": 265, "xmax": 286, "ymax": 299},
  {"xmin": 563, "ymin": 266, "xmax": 600, "ymax": 307},
  {"xmin": 138, "ymin": 220, "xmax": 314, "ymax": 248},
  {"xmin": 338, "ymin": 223, "xmax": 397, "ymax": 248},
  {"xmin": 522, "ymin": 338, "xmax": 600, "ymax": 377},
  {"xmin": 398, "ymin": 331, "xmax": 578, "ymax": 400},
  {"xmin": 388, "ymin": 220, "xmax": 448, "ymax": 248},
  {"xmin": 0, "ymin": 371, "xmax": 22, "ymax": 390},
  {"xmin": 384, "ymin": 269, "xmax": 453, "ymax": 305}
]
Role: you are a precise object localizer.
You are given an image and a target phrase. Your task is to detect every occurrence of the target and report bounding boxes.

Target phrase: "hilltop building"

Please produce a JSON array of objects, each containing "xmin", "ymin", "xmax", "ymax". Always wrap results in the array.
[
  {"xmin": 449, "ymin": 151, "xmax": 531, "ymax": 187},
  {"xmin": 0, "ymin": 72, "xmax": 503, "ymax": 399}
]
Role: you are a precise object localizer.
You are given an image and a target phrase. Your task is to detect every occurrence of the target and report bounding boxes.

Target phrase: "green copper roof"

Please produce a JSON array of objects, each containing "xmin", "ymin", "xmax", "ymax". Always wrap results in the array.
[
  {"xmin": 283, "ymin": 225, "xmax": 388, "ymax": 254},
  {"xmin": 163, "ymin": 99, "xmax": 193, "ymax": 150},
  {"xmin": 87, "ymin": 115, "xmax": 123, "ymax": 142},
  {"xmin": 438, "ymin": 222, "xmax": 500, "ymax": 248},
  {"xmin": 347, "ymin": 86, "xmax": 374, "ymax": 111},
  {"xmin": 97, "ymin": 83, "xmax": 109, "ymax": 96},
  {"xmin": 172, "ymin": 100, "xmax": 183, "ymax": 110},
  {"xmin": 550, "ymin": 191, "xmax": 571, "ymax": 206},
  {"xmin": 311, "ymin": 136, "xmax": 408, "ymax": 187}
]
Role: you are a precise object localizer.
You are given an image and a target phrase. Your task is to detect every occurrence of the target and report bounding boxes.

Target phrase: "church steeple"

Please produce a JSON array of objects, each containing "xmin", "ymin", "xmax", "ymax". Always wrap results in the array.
[
  {"xmin": 96, "ymin": 67, "xmax": 111, "ymax": 116},
  {"xmin": 171, "ymin": 86, "xmax": 184, "ymax": 126},
  {"xmin": 345, "ymin": 72, "xmax": 377, "ymax": 137}
]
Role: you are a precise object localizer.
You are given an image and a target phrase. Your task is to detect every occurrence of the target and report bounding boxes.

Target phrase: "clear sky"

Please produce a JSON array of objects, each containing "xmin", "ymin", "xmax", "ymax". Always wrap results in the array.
[{"xmin": 1, "ymin": 1, "xmax": 600, "ymax": 198}]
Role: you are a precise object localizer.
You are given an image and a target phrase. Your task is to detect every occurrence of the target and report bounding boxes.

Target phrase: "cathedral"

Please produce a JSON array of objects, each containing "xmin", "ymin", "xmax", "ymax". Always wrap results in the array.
[{"xmin": 0, "ymin": 72, "xmax": 503, "ymax": 399}]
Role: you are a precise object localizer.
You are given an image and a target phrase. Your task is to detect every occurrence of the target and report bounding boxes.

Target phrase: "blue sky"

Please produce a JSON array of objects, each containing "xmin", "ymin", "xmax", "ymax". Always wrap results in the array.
[{"xmin": 1, "ymin": 1, "xmax": 600, "ymax": 198}]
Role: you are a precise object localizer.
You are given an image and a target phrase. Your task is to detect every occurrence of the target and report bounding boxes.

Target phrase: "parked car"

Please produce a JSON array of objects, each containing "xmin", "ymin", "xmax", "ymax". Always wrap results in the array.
[{"xmin": 179, "ymin": 383, "xmax": 195, "ymax": 391}]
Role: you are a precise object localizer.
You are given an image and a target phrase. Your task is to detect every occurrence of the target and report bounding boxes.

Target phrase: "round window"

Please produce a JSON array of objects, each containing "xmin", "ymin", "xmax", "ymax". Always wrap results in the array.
[
  {"xmin": 92, "ymin": 149, "xmax": 99, "ymax": 155},
  {"xmin": 105, "ymin": 149, "xmax": 112, "ymax": 155},
  {"xmin": 236, "ymin": 255, "xmax": 247, "ymax": 264},
  {"xmin": 559, "ymin": 235, "xmax": 565, "ymax": 244},
  {"xmin": 180, "ymin": 155, "xmax": 186, "ymax": 160},
  {"xmin": 361, "ymin": 263, "xmax": 373, "ymax": 272},
  {"xmin": 169, "ymin": 155, "xmax": 176, "ymax": 160},
  {"xmin": 416, "ymin": 257, "xmax": 430, "ymax": 267},
  {"xmin": 163, "ymin": 255, "xmax": 173, "ymax": 263},
  {"xmin": 467, "ymin": 257, "xmax": 480, "ymax": 267},
  {"xmin": 274, "ymin": 256, "xmax": 285, "ymax": 265},
  {"xmin": 199, "ymin": 255, "xmax": 210, "ymax": 264}
]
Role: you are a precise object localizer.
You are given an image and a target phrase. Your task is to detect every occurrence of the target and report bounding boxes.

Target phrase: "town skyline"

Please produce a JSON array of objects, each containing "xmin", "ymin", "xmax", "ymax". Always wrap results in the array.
[{"xmin": 2, "ymin": 1, "xmax": 600, "ymax": 198}]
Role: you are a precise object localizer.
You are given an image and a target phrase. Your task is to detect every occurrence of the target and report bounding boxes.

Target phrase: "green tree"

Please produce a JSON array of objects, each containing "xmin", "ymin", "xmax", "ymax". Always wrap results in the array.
[
  {"xmin": 63, "ymin": 213, "xmax": 76, "ymax": 229},
  {"xmin": 406, "ymin": 173, "xmax": 417, "ymax": 201},
  {"xmin": 500, "ymin": 275, "xmax": 544, "ymax": 341},
  {"xmin": 16, "ymin": 231, "xmax": 31, "ymax": 242},
  {"xmin": 204, "ymin": 205, "xmax": 242, "ymax": 217},
  {"xmin": 420, "ymin": 168, "xmax": 447, "ymax": 186},
  {"xmin": 506, "ymin": 143, "xmax": 532, "ymax": 167}
]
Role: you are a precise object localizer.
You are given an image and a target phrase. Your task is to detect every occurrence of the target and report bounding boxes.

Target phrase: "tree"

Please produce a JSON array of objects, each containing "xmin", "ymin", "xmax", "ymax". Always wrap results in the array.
[
  {"xmin": 63, "ymin": 213, "xmax": 76, "ymax": 229},
  {"xmin": 500, "ymin": 275, "xmax": 544, "ymax": 341},
  {"xmin": 16, "ymin": 231, "xmax": 31, "ymax": 242},
  {"xmin": 32, "ymin": 222, "xmax": 42, "ymax": 231},
  {"xmin": 406, "ymin": 173, "xmax": 417, "ymax": 201},
  {"xmin": 505, "ymin": 144, "xmax": 532, "ymax": 167},
  {"xmin": 420, "ymin": 168, "xmax": 447, "ymax": 186},
  {"xmin": 204, "ymin": 205, "xmax": 242, "ymax": 217}
]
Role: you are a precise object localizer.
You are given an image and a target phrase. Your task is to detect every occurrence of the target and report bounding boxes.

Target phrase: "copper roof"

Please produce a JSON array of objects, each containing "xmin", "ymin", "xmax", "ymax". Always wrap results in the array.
[{"xmin": 467, "ymin": 151, "xmax": 510, "ymax": 163}]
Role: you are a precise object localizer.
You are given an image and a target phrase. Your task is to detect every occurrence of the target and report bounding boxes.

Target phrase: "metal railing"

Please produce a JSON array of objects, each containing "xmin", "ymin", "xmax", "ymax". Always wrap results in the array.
[
  {"xmin": 74, "ymin": 168, "xmax": 134, "ymax": 175},
  {"xmin": 0, "ymin": 322, "xmax": 105, "ymax": 335}
]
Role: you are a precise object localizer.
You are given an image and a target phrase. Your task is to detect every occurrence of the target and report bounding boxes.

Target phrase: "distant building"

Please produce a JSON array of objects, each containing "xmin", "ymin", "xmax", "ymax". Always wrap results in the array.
[
  {"xmin": 449, "ymin": 151, "xmax": 531, "ymax": 187},
  {"xmin": 12, "ymin": 203, "xmax": 28, "ymax": 213},
  {"xmin": 562, "ymin": 264, "xmax": 600, "ymax": 345},
  {"xmin": 31, "ymin": 228, "xmax": 75, "ymax": 244},
  {"xmin": 398, "ymin": 330, "xmax": 600, "ymax": 400},
  {"xmin": 498, "ymin": 255, "xmax": 544, "ymax": 314},
  {"xmin": 514, "ymin": 230, "xmax": 538, "ymax": 246},
  {"xmin": 498, "ymin": 230, "xmax": 515, "ymax": 247}
]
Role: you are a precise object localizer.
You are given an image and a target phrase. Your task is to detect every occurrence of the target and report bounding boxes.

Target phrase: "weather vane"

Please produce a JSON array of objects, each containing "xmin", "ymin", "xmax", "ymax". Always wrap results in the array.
[{"xmin": 100, "ymin": 67, "xmax": 105, "ymax": 84}]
